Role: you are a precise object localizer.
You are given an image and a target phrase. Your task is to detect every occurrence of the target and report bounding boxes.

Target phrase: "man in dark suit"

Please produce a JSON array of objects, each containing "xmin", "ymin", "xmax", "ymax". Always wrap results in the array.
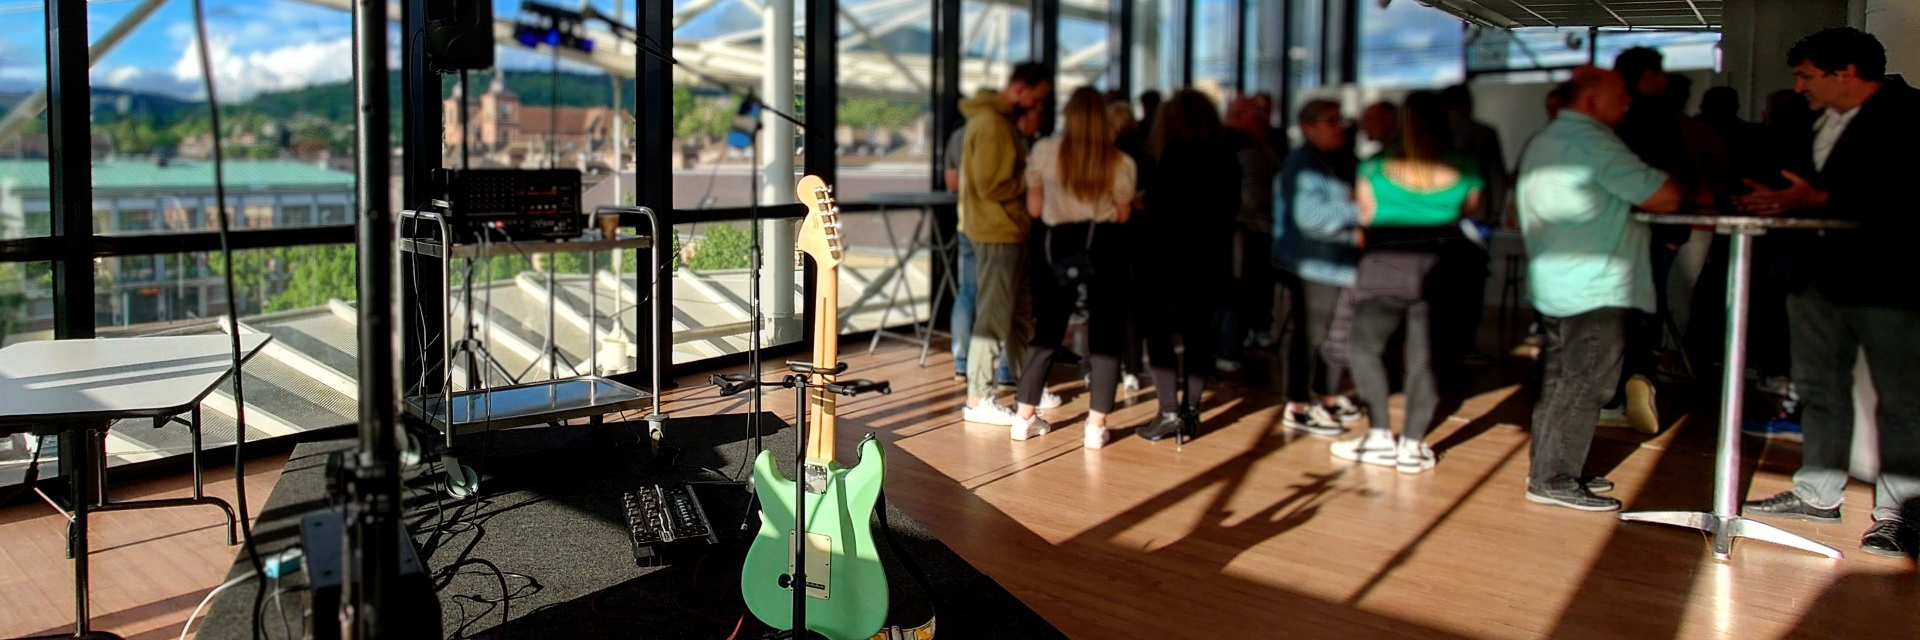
[{"xmin": 1737, "ymin": 27, "xmax": 1920, "ymax": 557}]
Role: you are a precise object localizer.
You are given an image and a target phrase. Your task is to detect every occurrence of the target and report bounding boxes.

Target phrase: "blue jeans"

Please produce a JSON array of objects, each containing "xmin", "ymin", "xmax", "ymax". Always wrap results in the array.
[{"xmin": 952, "ymin": 235, "xmax": 1012, "ymax": 382}]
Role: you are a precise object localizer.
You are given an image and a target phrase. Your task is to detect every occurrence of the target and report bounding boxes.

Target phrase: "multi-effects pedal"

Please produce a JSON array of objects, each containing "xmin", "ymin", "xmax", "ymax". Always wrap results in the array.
[{"xmin": 622, "ymin": 481, "xmax": 751, "ymax": 567}]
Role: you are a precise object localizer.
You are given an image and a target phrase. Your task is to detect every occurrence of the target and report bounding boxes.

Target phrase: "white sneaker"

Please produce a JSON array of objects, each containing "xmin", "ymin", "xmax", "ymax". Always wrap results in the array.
[
  {"xmin": 1597, "ymin": 406, "xmax": 1630, "ymax": 428},
  {"xmin": 1037, "ymin": 391, "xmax": 1064, "ymax": 410},
  {"xmin": 1215, "ymin": 358, "xmax": 1243, "ymax": 373},
  {"xmin": 963, "ymin": 401, "xmax": 1016, "ymax": 426},
  {"xmin": 1283, "ymin": 403, "xmax": 1345, "ymax": 437},
  {"xmin": 1011, "ymin": 413, "xmax": 1052, "ymax": 441},
  {"xmin": 1396, "ymin": 440, "xmax": 1436, "ymax": 474},
  {"xmin": 1122, "ymin": 373, "xmax": 1142, "ymax": 393},
  {"xmin": 1084, "ymin": 423, "xmax": 1109, "ymax": 449},
  {"xmin": 1249, "ymin": 331, "xmax": 1278, "ymax": 349},
  {"xmin": 1330, "ymin": 432, "xmax": 1398, "ymax": 467},
  {"xmin": 1331, "ymin": 396, "xmax": 1365, "ymax": 423}
]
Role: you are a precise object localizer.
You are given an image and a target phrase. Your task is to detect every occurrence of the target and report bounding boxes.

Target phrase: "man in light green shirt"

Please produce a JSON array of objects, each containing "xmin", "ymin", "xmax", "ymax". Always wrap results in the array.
[{"xmin": 1516, "ymin": 67, "xmax": 1681, "ymax": 512}]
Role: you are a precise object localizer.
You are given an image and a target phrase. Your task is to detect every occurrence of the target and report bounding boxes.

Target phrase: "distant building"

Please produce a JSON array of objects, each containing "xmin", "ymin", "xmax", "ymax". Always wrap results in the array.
[
  {"xmin": 443, "ymin": 70, "xmax": 620, "ymax": 170},
  {"xmin": 0, "ymin": 158, "xmax": 355, "ymax": 327}
]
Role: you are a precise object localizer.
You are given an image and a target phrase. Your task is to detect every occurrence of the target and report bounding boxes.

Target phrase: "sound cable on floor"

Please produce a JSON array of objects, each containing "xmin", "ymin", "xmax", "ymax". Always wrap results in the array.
[{"xmin": 191, "ymin": 0, "xmax": 268, "ymax": 637}]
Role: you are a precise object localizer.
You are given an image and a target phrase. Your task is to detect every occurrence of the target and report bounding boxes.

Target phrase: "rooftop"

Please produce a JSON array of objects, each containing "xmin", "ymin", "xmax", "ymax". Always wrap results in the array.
[{"xmin": 0, "ymin": 159, "xmax": 354, "ymax": 192}]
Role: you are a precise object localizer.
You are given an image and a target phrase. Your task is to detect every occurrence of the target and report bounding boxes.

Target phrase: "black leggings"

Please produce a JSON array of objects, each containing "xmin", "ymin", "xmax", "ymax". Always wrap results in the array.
[
  {"xmin": 1143, "ymin": 301, "xmax": 1214, "ymax": 414},
  {"xmin": 1017, "ymin": 223, "xmax": 1125, "ymax": 414},
  {"xmin": 1348, "ymin": 296, "xmax": 1439, "ymax": 442}
]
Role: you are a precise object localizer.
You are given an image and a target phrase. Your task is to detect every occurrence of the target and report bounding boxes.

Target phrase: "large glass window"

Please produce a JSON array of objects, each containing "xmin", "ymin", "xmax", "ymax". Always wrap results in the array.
[
  {"xmin": 1361, "ymin": 0, "xmax": 1465, "ymax": 88},
  {"xmin": 1288, "ymin": 0, "xmax": 1324, "ymax": 100},
  {"xmin": 669, "ymin": 219, "xmax": 806, "ymax": 364},
  {"xmin": 1058, "ymin": 1, "xmax": 1112, "ymax": 108},
  {"xmin": 671, "ymin": 0, "xmax": 808, "ymax": 210},
  {"xmin": 838, "ymin": 0, "xmax": 934, "ymax": 195},
  {"xmin": 1193, "ymin": 0, "xmax": 1237, "ymax": 101},
  {"xmin": 961, "ymin": 0, "xmax": 1033, "ymax": 95},
  {"xmin": 832, "ymin": 210, "xmax": 932, "ymax": 337},
  {"xmin": 0, "ymin": 262, "xmax": 51, "ymax": 347},
  {"xmin": 1244, "ymin": 0, "xmax": 1285, "ymax": 99}
]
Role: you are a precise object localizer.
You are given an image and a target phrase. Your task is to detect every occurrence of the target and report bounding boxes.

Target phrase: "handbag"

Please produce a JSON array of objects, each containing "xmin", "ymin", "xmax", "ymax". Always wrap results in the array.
[{"xmin": 1046, "ymin": 224, "xmax": 1098, "ymax": 289}]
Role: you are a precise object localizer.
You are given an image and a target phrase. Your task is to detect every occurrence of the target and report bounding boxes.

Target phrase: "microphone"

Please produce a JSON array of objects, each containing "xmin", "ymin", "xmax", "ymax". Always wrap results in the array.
[{"xmin": 728, "ymin": 93, "xmax": 762, "ymax": 149}]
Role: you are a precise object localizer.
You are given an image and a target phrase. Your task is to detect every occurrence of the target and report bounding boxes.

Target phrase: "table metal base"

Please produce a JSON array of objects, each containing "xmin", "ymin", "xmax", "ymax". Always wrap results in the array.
[
  {"xmin": 1616, "ymin": 221, "xmax": 1853, "ymax": 562},
  {"xmin": 1618, "ymin": 510, "xmax": 1841, "ymax": 560}
]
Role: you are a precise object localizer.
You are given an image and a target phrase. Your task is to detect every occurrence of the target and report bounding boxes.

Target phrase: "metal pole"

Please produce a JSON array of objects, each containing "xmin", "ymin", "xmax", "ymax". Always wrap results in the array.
[
  {"xmin": 1711, "ymin": 229, "xmax": 1754, "ymax": 558},
  {"xmin": 47, "ymin": 0, "xmax": 93, "ymax": 341},
  {"xmin": 349, "ymin": 0, "xmax": 405, "ymax": 633}
]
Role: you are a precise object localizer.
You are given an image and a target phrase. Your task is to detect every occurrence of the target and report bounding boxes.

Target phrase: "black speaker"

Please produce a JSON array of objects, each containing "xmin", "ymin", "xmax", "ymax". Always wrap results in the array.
[{"xmin": 426, "ymin": 0, "xmax": 495, "ymax": 73}]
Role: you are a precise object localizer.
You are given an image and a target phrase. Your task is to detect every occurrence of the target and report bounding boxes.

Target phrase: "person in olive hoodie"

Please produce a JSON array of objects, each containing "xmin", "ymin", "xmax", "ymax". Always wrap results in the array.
[{"xmin": 958, "ymin": 62, "xmax": 1053, "ymax": 433}]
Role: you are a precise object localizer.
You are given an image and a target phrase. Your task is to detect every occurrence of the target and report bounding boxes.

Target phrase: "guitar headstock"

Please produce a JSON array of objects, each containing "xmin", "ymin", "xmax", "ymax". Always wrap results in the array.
[{"xmin": 794, "ymin": 175, "xmax": 844, "ymax": 270}]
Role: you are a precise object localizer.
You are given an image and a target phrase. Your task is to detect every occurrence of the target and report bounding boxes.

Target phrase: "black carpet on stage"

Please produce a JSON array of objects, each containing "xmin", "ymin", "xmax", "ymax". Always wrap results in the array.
[{"xmin": 197, "ymin": 414, "xmax": 1067, "ymax": 640}]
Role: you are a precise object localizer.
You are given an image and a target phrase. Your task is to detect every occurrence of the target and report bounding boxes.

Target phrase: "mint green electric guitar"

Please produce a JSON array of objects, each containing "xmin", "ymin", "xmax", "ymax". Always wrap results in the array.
[{"xmin": 740, "ymin": 175, "xmax": 889, "ymax": 640}]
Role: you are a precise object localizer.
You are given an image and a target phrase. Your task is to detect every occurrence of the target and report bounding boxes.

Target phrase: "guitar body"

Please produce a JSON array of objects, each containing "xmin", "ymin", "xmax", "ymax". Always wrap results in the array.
[{"xmin": 740, "ymin": 440, "xmax": 889, "ymax": 640}]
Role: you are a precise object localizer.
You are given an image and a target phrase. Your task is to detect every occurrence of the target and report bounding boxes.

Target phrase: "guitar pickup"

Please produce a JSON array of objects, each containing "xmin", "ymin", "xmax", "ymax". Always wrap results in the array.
[
  {"xmin": 824, "ymin": 379, "xmax": 890, "ymax": 397},
  {"xmin": 784, "ymin": 361, "xmax": 848, "ymax": 376}
]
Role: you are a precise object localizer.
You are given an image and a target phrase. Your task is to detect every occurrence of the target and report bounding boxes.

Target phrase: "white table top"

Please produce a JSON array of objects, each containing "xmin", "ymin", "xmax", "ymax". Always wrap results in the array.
[
  {"xmin": 0, "ymin": 334, "xmax": 272, "ymax": 426},
  {"xmin": 1632, "ymin": 213, "xmax": 1860, "ymax": 231}
]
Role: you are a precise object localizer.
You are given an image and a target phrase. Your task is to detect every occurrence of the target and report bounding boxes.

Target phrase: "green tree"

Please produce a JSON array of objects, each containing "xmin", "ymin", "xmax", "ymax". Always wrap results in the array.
[
  {"xmin": 686, "ymin": 224, "xmax": 751, "ymax": 271},
  {"xmin": 839, "ymin": 97, "xmax": 922, "ymax": 130},
  {"xmin": 267, "ymin": 246, "xmax": 357, "ymax": 312},
  {"xmin": 0, "ymin": 262, "xmax": 25, "ymax": 344}
]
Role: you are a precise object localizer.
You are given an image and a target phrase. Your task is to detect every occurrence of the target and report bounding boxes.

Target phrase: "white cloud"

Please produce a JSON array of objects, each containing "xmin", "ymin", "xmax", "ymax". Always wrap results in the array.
[{"xmin": 170, "ymin": 35, "xmax": 354, "ymax": 101}]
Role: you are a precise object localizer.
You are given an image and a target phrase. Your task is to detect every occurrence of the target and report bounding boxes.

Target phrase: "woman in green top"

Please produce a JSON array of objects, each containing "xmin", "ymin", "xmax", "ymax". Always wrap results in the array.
[{"xmin": 1328, "ymin": 91, "xmax": 1483, "ymax": 474}]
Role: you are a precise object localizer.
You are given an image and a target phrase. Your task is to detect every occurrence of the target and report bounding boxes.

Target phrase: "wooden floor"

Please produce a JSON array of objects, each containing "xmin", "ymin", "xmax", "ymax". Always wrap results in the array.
[{"xmin": 4, "ymin": 339, "xmax": 1915, "ymax": 639}]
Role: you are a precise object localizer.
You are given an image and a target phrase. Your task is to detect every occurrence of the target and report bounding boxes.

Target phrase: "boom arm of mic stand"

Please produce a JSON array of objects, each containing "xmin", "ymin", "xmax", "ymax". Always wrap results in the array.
[{"xmin": 575, "ymin": 8, "xmax": 831, "ymax": 147}]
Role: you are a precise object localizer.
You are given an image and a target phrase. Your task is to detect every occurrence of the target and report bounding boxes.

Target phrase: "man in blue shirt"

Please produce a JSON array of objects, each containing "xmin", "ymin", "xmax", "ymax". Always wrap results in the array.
[
  {"xmin": 1273, "ymin": 100, "xmax": 1366, "ymax": 439},
  {"xmin": 1517, "ymin": 66, "xmax": 1681, "ymax": 512}
]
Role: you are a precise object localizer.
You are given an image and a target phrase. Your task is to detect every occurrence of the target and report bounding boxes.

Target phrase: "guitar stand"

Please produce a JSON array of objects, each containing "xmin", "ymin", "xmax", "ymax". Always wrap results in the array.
[{"xmin": 712, "ymin": 363, "xmax": 890, "ymax": 640}]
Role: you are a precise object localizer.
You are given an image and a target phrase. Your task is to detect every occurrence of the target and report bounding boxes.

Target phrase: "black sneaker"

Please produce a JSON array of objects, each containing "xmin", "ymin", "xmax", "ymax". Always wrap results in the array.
[
  {"xmin": 1137, "ymin": 412, "xmax": 1184, "ymax": 442},
  {"xmin": 1860, "ymin": 519, "xmax": 1914, "ymax": 558},
  {"xmin": 1526, "ymin": 485, "xmax": 1622, "ymax": 512},
  {"xmin": 1742, "ymin": 490, "xmax": 1842, "ymax": 523},
  {"xmin": 1525, "ymin": 476, "xmax": 1615, "ymax": 494}
]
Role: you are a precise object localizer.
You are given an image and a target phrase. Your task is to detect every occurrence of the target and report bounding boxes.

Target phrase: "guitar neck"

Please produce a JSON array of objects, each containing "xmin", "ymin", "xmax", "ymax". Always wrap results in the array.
[{"xmin": 806, "ymin": 264, "xmax": 839, "ymax": 464}]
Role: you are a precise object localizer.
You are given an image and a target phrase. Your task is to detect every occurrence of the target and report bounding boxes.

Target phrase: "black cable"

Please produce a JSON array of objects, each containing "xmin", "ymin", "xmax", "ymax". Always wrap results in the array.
[
  {"xmin": 438, "ymin": 557, "xmax": 513, "ymax": 639},
  {"xmin": 189, "ymin": 2, "xmax": 267, "ymax": 638}
]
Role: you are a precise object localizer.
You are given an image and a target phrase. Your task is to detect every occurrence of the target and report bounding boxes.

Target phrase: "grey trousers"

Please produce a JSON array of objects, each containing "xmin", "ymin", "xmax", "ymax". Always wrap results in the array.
[
  {"xmin": 967, "ymin": 241, "xmax": 1033, "ymax": 400},
  {"xmin": 1529, "ymin": 308, "xmax": 1629, "ymax": 491},
  {"xmin": 1786, "ymin": 288, "xmax": 1920, "ymax": 523}
]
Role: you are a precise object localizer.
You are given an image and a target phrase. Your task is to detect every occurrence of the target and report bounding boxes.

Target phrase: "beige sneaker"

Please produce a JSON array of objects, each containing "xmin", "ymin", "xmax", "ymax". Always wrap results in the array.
[{"xmin": 1625, "ymin": 375, "xmax": 1660, "ymax": 435}]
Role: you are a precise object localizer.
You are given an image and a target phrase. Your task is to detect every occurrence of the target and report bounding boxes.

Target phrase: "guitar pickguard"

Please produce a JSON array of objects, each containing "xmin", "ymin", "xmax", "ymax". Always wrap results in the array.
[{"xmin": 787, "ymin": 530, "xmax": 835, "ymax": 599}]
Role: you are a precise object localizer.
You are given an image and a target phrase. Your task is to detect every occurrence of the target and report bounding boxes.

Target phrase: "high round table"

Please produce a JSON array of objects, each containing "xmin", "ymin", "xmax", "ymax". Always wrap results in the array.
[{"xmin": 1620, "ymin": 213, "xmax": 1856, "ymax": 560}]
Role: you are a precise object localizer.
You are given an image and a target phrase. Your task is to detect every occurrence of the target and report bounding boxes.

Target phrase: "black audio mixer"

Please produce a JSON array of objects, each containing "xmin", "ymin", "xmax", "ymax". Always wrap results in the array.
[{"xmin": 436, "ymin": 168, "xmax": 583, "ymax": 240}]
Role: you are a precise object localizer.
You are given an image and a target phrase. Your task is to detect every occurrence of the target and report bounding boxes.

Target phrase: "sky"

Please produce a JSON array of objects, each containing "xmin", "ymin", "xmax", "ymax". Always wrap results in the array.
[{"xmin": 0, "ymin": 0, "xmax": 1646, "ymax": 103}]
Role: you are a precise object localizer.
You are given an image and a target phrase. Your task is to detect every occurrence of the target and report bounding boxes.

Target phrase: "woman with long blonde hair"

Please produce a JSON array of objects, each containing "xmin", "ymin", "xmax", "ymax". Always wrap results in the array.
[{"xmin": 1008, "ymin": 86, "xmax": 1137, "ymax": 448}]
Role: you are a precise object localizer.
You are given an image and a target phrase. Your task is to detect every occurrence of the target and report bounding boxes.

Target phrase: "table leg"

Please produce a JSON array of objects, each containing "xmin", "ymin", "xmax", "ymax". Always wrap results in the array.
[
  {"xmin": 1619, "ymin": 231, "xmax": 1839, "ymax": 560},
  {"xmin": 921, "ymin": 219, "xmax": 956, "ymax": 367},
  {"xmin": 70, "ymin": 427, "xmax": 93, "ymax": 635},
  {"xmin": 869, "ymin": 206, "xmax": 903, "ymax": 355}
]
